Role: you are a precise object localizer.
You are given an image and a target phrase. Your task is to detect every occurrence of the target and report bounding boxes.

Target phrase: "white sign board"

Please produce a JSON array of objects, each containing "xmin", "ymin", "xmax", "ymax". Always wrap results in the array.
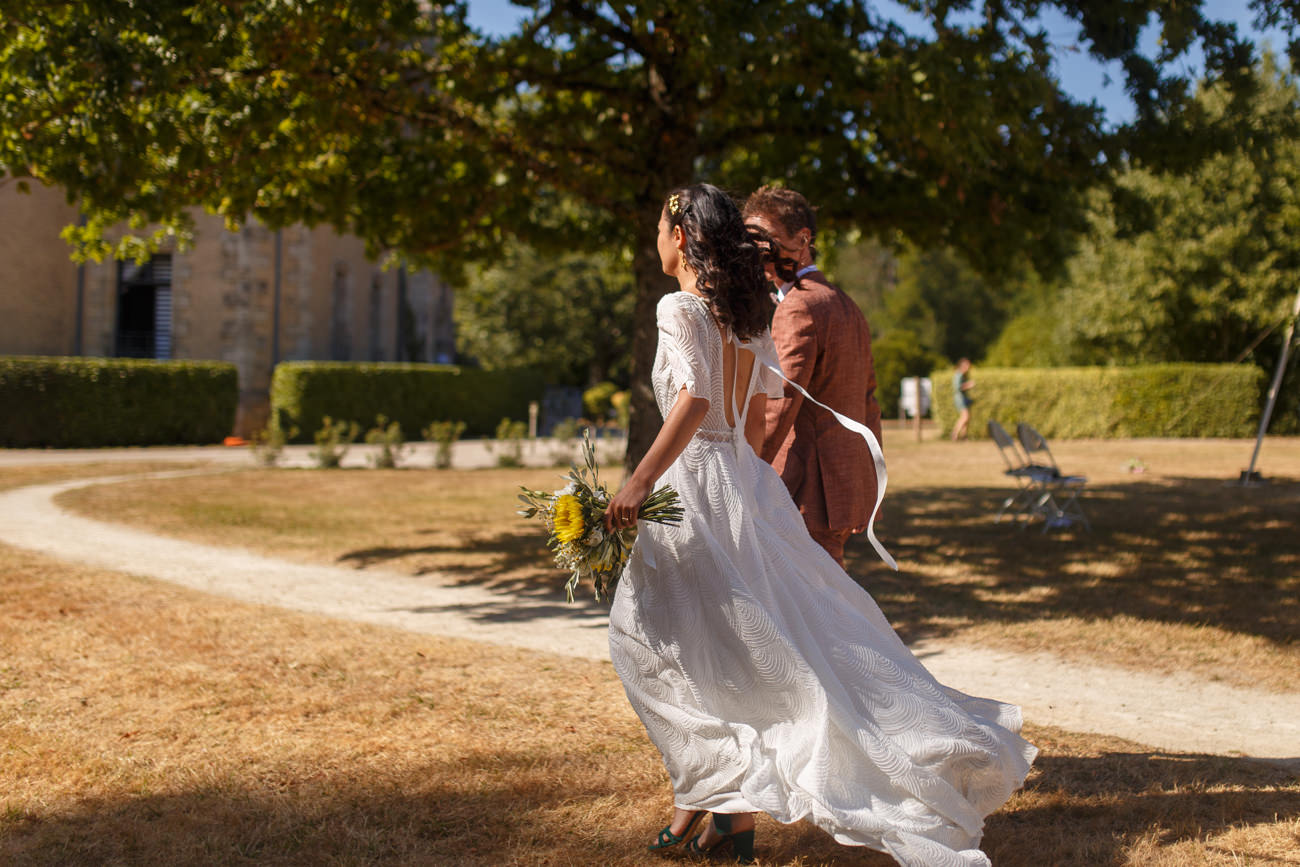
[{"xmin": 900, "ymin": 377, "xmax": 932, "ymax": 417}]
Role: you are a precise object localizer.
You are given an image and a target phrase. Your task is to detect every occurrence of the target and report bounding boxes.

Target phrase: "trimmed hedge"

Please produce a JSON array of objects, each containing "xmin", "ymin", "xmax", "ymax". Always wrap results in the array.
[
  {"xmin": 930, "ymin": 364, "xmax": 1264, "ymax": 439},
  {"xmin": 270, "ymin": 361, "xmax": 547, "ymax": 441},
  {"xmin": 0, "ymin": 355, "xmax": 238, "ymax": 448}
]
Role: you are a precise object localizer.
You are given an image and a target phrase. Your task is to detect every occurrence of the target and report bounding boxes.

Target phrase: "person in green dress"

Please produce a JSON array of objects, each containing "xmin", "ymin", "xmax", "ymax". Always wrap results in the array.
[{"xmin": 952, "ymin": 358, "xmax": 974, "ymax": 441}]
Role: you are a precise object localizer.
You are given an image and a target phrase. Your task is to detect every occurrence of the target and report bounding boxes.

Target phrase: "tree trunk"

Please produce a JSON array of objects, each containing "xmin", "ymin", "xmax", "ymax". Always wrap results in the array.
[
  {"xmin": 619, "ymin": 114, "xmax": 695, "ymax": 470},
  {"xmin": 625, "ymin": 205, "xmax": 676, "ymax": 470}
]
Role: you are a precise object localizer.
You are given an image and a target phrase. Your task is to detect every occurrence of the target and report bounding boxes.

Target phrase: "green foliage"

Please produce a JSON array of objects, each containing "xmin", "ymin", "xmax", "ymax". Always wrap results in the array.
[
  {"xmin": 270, "ymin": 362, "xmax": 545, "ymax": 443},
  {"xmin": 250, "ymin": 423, "xmax": 297, "ymax": 467},
  {"xmin": 983, "ymin": 311, "xmax": 1076, "ymax": 368},
  {"xmin": 550, "ymin": 418, "xmax": 581, "ymax": 441},
  {"xmin": 871, "ymin": 332, "xmax": 949, "ymax": 419},
  {"xmin": 929, "ymin": 365, "xmax": 1264, "ymax": 440},
  {"xmin": 1, "ymin": 0, "xmax": 1272, "ymax": 463},
  {"xmin": 825, "ymin": 236, "xmax": 1046, "ymax": 373},
  {"xmin": 582, "ymin": 381, "xmax": 619, "ymax": 422},
  {"xmin": 548, "ymin": 417, "xmax": 583, "ymax": 466},
  {"xmin": 489, "ymin": 418, "xmax": 528, "ymax": 468},
  {"xmin": 610, "ymin": 391, "xmax": 631, "ymax": 431},
  {"xmin": 0, "ymin": 1, "xmax": 488, "ymax": 266},
  {"xmin": 0, "ymin": 356, "xmax": 236, "ymax": 448},
  {"xmin": 364, "ymin": 414, "xmax": 407, "ymax": 469},
  {"xmin": 421, "ymin": 420, "xmax": 466, "ymax": 469},
  {"xmin": 456, "ymin": 245, "xmax": 635, "ymax": 387},
  {"xmin": 310, "ymin": 416, "xmax": 360, "ymax": 469},
  {"xmin": 822, "ymin": 233, "xmax": 896, "ymax": 327},
  {"xmin": 984, "ymin": 57, "xmax": 1300, "ymax": 432},
  {"xmin": 885, "ymin": 247, "xmax": 1013, "ymax": 364},
  {"xmin": 1, "ymin": 0, "xmax": 1263, "ymax": 272}
]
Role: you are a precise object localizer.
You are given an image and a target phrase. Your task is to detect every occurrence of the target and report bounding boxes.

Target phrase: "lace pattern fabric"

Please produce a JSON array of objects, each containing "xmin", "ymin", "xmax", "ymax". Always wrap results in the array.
[
  {"xmin": 607, "ymin": 291, "xmax": 1036, "ymax": 867},
  {"xmin": 650, "ymin": 291, "xmax": 783, "ymax": 435}
]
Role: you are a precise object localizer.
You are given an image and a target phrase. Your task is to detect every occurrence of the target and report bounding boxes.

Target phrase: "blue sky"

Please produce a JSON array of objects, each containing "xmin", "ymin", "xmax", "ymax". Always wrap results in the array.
[{"xmin": 463, "ymin": 0, "xmax": 1290, "ymax": 126}]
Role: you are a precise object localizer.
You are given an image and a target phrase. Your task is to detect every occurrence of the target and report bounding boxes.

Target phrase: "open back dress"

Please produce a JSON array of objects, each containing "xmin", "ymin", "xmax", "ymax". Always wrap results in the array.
[{"xmin": 607, "ymin": 291, "xmax": 1036, "ymax": 867}]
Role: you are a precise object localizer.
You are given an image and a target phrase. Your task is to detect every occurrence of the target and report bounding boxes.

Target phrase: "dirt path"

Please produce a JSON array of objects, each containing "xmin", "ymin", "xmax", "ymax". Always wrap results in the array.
[{"xmin": 2, "ymin": 468, "xmax": 1296, "ymax": 765}]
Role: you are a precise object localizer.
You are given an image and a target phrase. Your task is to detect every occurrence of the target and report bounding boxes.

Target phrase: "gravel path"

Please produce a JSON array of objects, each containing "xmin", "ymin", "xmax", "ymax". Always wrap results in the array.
[{"xmin": 1, "ymin": 461, "xmax": 1296, "ymax": 766}]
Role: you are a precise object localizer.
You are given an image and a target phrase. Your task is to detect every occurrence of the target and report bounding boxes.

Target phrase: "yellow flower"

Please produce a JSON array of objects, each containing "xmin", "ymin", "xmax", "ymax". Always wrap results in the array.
[{"xmin": 553, "ymin": 494, "xmax": 585, "ymax": 544}]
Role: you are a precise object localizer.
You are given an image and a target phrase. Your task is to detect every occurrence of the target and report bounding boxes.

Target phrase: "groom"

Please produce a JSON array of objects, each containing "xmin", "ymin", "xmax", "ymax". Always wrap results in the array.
[{"xmin": 743, "ymin": 186, "xmax": 883, "ymax": 568}]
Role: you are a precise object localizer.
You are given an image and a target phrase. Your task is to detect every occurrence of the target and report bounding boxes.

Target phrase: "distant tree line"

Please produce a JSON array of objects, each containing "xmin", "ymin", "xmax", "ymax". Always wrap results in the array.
[
  {"xmin": 458, "ymin": 54, "xmax": 1300, "ymax": 430},
  {"xmin": 5, "ymin": 1, "xmax": 1297, "ymax": 455}
]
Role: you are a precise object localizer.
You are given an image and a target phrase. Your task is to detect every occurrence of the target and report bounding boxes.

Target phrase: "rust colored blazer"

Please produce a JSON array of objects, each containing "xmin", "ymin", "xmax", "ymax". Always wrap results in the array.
[{"xmin": 761, "ymin": 270, "xmax": 883, "ymax": 532}]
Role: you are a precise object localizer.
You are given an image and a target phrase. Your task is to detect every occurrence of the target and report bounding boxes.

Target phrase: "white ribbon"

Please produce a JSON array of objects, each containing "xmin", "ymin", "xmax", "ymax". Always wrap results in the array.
[{"xmin": 746, "ymin": 339, "xmax": 897, "ymax": 571}]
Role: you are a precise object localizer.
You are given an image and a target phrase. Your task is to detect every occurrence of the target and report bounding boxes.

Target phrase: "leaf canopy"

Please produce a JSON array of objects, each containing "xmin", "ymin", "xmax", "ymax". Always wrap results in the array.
[{"xmin": 1, "ymin": 0, "xmax": 1279, "ymax": 272}]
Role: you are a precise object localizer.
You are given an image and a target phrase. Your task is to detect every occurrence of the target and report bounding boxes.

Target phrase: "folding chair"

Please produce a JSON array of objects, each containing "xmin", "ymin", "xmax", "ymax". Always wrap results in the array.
[
  {"xmin": 987, "ymin": 420, "xmax": 1042, "ymax": 524},
  {"xmin": 1015, "ymin": 422, "xmax": 1091, "ymax": 532}
]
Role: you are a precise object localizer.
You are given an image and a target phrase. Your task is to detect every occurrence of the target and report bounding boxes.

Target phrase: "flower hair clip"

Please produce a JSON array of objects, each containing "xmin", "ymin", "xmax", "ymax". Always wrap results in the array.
[{"xmin": 668, "ymin": 192, "xmax": 682, "ymax": 215}]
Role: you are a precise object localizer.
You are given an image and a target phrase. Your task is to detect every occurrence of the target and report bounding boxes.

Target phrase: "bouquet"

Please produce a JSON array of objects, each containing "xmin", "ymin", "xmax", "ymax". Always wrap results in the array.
[{"xmin": 519, "ymin": 430, "xmax": 683, "ymax": 602}]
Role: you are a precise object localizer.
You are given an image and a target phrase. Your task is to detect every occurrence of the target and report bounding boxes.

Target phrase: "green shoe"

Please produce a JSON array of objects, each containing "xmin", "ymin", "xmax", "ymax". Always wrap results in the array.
[
  {"xmin": 686, "ymin": 813, "xmax": 756, "ymax": 864},
  {"xmin": 648, "ymin": 810, "xmax": 705, "ymax": 851}
]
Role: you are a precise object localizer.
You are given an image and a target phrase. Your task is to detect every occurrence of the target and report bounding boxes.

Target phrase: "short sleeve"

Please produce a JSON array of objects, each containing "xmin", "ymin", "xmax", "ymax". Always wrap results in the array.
[
  {"xmin": 655, "ymin": 293, "xmax": 714, "ymax": 400},
  {"xmin": 747, "ymin": 329, "xmax": 787, "ymax": 399}
]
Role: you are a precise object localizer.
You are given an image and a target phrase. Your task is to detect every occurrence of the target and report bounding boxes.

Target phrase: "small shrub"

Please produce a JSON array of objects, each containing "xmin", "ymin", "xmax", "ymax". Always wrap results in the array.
[
  {"xmin": 610, "ymin": 390, "xmax": 631, "ymax": 430},
  {"xmin": 422, "ymin": 420, "xmax": 467, "ymax": 469},
  {"xmin": 250, "ymin": 423, "xmax": 297, "ymax": 467},
  {"xmin": 488, "ymin": 417, "xmax": 528, "ymax": 468},
  {"xmin": 311, "ymin": 415, "xmax": 360, "ymax": 468},
  {"xmin": 548, "ymin": 417, "xmax": 583, "ymax": 466},
  {"xmin": 583, "ymin": 381, "xmax": 619, "ymax": 421},
  {"xmin": 596, "ymin": 423, "xmax": 627, "ymax": 464},
  {"xmin": 365, "ymin": 414, "xmax": 408, "ymax": 468}
]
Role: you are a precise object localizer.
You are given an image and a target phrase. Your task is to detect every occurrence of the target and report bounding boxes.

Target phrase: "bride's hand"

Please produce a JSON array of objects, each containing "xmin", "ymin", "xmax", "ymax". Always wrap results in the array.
[{"xmin": 604, "ymin": 477, "xmax": 652, "ymax": 532}]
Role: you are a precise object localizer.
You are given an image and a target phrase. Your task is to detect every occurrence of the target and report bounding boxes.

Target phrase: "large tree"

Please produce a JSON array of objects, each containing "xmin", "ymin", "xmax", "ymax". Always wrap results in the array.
[
  {"xmin": 2, "ymin": 0, "xmax": 1284, "ymax": 461},
  {"xmin": 455, "ymin": 244, "xmax": 635, "ymax": 386},
  {"xmin": 983, "ymin": 55, "xmax": 1300, "ymax": 428},
  {"xmin": 1062, "ymin": 57, "xmax": 1300, "ymax": 366}
]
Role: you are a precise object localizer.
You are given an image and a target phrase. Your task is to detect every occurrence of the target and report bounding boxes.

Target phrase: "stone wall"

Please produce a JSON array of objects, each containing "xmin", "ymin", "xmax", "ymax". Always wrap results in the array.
[
  {"xmin": 0, "ymin": 185, "xmax": 457, "ymax": 440},
  {"xmin": 0, "ymin": 184, "xmax": 81, "ymax": 356}
]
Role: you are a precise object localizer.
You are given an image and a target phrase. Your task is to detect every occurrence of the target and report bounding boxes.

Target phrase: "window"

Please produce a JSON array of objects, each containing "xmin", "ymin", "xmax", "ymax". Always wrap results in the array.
[
  {"xmin": 368, "ymin": 274, "xmax": 383, "ymax": 361},
  {"xmin": 115, "ymin": 255, "xmax": 172, "ymax": 359},
  {"xmin": 330, "ymin": 263, "xmax": 351, "ymax": 361}
]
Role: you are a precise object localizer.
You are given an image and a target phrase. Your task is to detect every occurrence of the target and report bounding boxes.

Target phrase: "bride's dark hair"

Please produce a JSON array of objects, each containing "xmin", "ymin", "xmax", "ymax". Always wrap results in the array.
[{"xmin": 664, "ymin": 183, "xmax": 776, "ymax": 341}]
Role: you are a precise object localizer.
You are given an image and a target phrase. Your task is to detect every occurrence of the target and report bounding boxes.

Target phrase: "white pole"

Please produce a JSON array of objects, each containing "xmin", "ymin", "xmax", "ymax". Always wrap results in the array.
[
  {"xmin": 1243, "ymin": 286, "xmax": 1300, "ymax": 483},
  {"xmin": 914, "ymin": 378, "xmax": 923, "ymax": 442}
]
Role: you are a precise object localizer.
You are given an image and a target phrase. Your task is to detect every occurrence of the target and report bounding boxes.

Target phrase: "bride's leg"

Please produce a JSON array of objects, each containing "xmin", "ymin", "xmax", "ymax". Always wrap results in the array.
[
  {"xmin": 694, "ymin": 810, "xmax": 756, "ymax": 848},
  {"xmin": 647, "ymin": 805, "xmax": 706, "ymax": 850},
  {"xmin": 668, "ymin": 807, "xmax": 703, "ymax": 837}
]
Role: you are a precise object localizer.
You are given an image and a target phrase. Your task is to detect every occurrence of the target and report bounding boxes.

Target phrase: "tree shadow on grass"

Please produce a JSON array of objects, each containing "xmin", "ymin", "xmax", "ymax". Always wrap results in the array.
[
  {"xmin": 338, "ymin": 531, "xmax": 613, "ymax": 621},
  {"xmin": 340, "ymin": 528, "xmax": 588, "ymax": 587},
  {"xmin": 844, "ymin": 477, "xmax": 1300, "ymax": 648},
  {"xmin": 335, "ymin": 476, "xmax": 1300, "ymax": 642},
  {"xmin": 981, "ymin": 744, "xmax": 1300, "ymax": 866},
  {"xmin": 3, "ymin": 748, "xmax": 1295, "ymax": 866}
]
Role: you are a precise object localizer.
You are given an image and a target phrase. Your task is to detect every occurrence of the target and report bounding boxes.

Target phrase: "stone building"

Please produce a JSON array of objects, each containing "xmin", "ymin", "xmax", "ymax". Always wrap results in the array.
[{"xmin": 0, "ymin": 184, "xmax": 456, "ymax": 437}]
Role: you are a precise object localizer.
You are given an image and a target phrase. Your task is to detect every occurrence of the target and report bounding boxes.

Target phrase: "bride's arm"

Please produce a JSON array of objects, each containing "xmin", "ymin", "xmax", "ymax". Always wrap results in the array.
[{"xmin": 604, "ymin": 387, "xmax": 709, "ymax": 531}]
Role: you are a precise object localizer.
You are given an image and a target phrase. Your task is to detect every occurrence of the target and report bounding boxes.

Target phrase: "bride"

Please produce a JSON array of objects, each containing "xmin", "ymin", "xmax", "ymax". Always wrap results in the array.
[{"xmin": 602, "ymin": 183, "xmax": 1036, "ymax": 867}]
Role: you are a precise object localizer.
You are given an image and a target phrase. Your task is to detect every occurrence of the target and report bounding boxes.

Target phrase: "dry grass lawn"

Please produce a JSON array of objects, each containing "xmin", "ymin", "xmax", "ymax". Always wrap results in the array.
[
  {"xmin": 3, "ymin": 529, "xmax": 1298, "ymax": 865},
  {"xmin": 57, "ymin": 437, "xmax": 1300, "ymax": 694}
]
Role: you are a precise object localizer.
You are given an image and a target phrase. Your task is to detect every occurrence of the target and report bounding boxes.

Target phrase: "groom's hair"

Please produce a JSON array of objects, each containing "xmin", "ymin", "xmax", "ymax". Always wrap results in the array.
[{"xmin": 743, "ymin": 186, "xmax": 818, "ymax": 261}]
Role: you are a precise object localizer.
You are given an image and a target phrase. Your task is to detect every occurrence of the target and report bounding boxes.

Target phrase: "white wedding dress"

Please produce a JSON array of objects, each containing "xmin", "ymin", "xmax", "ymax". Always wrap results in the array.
[{"xmin": 608, "ymin": 291, "xmax": 1037, "ymax": 867}]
